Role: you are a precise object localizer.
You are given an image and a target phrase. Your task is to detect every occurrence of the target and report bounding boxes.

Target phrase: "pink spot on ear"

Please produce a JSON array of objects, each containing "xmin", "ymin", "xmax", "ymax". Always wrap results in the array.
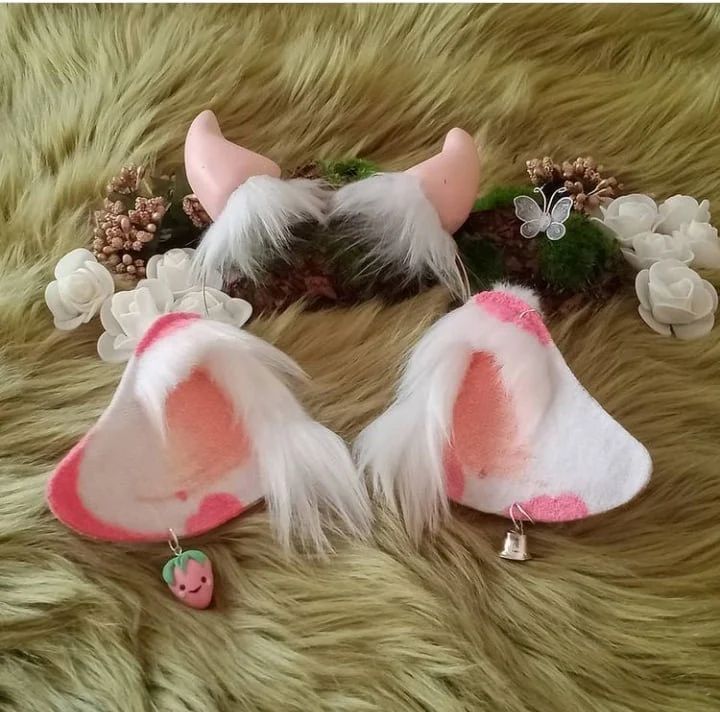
[
  {"xmin": 447, "ymin": 352, "xmax": 526, "ymax": 478},
  {"xmin": 175, "ymin": 490, "xmax": 188, "ymax": 501},
  {"xmin": 512, "ymin": 494, "xmax": 589, "ymax": 522},
  {"xmin": 186, "ymin": 493, "xmax": 246, "ymax": 535},
  {"xmin": 46, "ymin": 437, "xmax": 163, "ymax": 541},
  {"xmin": 135, "ymin": 312, "xmax": 200, "ymax": 357},
  {"xmin": 473, "ymin": 292, "xmax": 551, "ymax": 345}
]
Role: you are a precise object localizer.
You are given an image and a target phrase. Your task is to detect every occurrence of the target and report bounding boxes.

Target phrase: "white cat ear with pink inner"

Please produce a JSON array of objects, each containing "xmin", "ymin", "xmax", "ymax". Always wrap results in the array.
[
  {"xmin": 355, "ymin": 284, "xmax": 652, "ymax": 539},
  {"xmin": 47, "ymin": 313, "xmax": 369, "ymax": 550}
]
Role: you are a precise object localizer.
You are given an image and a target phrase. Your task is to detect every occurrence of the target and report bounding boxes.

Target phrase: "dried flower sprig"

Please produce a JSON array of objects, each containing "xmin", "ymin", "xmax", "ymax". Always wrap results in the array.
[
  {"xmin": 105, "ymin": 165, "xmax": 145, "ymax": 195},
  {"xmin": 182, "ymin": 194, "xmax": 211, "ymax": 228},
  {"xmin": 526, "ymin": 156, "xmax": 623, "ymax": 214},
  {"xmin": 92, "ymin": 189, "xmax": 168, "ymax": 277}
]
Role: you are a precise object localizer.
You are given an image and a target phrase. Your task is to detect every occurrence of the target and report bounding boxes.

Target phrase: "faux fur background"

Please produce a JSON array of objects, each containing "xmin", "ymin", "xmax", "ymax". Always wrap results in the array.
[{"xmin": 1, "ymin": 4, "xmax": 720, "ymax": 711}]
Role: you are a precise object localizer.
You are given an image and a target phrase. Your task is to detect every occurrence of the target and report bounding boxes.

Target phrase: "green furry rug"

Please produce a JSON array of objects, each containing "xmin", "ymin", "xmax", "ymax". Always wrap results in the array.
[{"xmin": 1, "ymin": 5, "xmax": 719, "ymax": 711}]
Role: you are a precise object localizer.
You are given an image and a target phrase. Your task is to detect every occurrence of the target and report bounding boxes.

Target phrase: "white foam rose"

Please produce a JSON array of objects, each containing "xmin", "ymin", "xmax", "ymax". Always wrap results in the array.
[
  {"xmin": 45, "ymin": 248, "xmax": 115, "ymax": 330},
  {"xmin": 654, "ymin": 195, "xmax": 710, "ymax": 234},
  {"xmin": 145, "ymin": 248, "xmax": 222, "ymax": 297},
  {"xmin": 172, "ymin": 288, "xmax": 252, "ymax": 327},
  {"xmin": 97, "ymin": 279, "xmax": 174, "ymax": 362},
  {"xmin": 597, "ymin": 194, "xmax": 658, "ymax": 245},
  {"xmin": 621, "ymin": 232, "xmax": 693, "ymax": 271},
  {"xmin": 635, "ymin": 259, "xmax": 718, "ymax": 340},
  {"xmin": 673, "ymin": 220, "xmax": 720, "ymax": 269}
]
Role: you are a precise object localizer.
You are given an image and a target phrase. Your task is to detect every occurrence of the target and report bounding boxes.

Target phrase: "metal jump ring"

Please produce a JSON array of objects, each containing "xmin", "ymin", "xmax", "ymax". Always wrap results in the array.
[
  {"xmin": 509, "ymin": 502, "xmax": 535, "ymax": 535},
  {"xmin": 167, "ymin": 528, "xmax": 183, "ymax": 556}
]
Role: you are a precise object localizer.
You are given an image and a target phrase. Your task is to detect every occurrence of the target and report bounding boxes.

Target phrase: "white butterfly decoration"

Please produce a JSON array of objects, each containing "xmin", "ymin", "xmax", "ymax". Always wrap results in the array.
[{"xmin": 513, "ymin": 187, "xmax": 574, "ymax": 240}]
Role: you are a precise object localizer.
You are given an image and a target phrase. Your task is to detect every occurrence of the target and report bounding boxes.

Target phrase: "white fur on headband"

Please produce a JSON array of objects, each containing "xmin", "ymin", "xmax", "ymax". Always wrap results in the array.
[
  {"xmin": 329, "ymin": 173, "xmax": 469, "ymax": 299},
  {"xmin": 192, "ymin": 176, "xmax": 329, "ymax": 284}
]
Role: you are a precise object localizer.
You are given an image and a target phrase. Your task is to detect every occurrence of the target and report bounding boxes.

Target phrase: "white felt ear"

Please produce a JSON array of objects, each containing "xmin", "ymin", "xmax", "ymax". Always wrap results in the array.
[
  {"xmin": 192, "ymin": 176, "xmax": 329, "ymax": 284},
  {"xmin": 356, "ymin": 285, "xmax": 652, "ymax": 538},
  {"xmin": 329, "ymin": 172, "xmax": 468, "ymax": 299},
  {"xmin": 48, "ymin": 313, "xmax": 369, "ymax": 550}
]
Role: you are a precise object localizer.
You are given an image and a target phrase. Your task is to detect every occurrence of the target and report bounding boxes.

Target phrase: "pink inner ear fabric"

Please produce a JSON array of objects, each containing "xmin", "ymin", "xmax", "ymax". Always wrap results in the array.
[
  {"xmin": 166, "ymin": 367, "xmax": 251, "ymax": 489},
  {"xmin": 473, "ymin": 292, "xmax": 551, "ymax": 345},
  {"xmin": 444, "ymin": 447, "xmax": 465, "ymax": 502},
  {"xmin": 444, "ymin": 352, "xmax": 524, "ymax": 498}
]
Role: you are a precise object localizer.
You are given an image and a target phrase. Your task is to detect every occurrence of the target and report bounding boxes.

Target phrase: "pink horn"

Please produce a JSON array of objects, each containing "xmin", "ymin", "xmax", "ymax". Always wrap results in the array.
[
  {"xmin": 184, "ymin": 110, "xmax": 281, "ymax": 220},
  {"xmin": 405, "ymin": 128, "xmax": 480, "ymax": 234}
]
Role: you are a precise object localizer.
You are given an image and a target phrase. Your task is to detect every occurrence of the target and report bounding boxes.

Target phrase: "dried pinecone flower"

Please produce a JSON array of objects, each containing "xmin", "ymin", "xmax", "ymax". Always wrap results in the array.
[
  {"xmin": 182, "ymin": 194, "xmax": 211, "ymax": 228},
  {"xmin": 526, "ymin": 157, "xmax": 562, "ymax": 186},
  {"xmin": 527, "ymin": 155, "xmax": 623, "ymax": 214},
  {"xmin": 91, "ymin": 174, "xmax": 168, "ymax": 277},
  {"xmin": 106, "ymin": 165, "xmax": 145, "ymax": 195}
]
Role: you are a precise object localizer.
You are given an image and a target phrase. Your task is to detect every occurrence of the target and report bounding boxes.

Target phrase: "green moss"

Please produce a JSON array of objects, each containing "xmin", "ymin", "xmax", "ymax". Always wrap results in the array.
[
  {"xmin": 537, "ymin": 212, "xmax": 619, "ymax": 290},
  {"xmin": 473, "ymin": 185, "xmax": 536, "ymax": 212},
  {"xmin": 455, "ymin": 234, "xmax": 505, "ymax": 290},
  {"xmin": 320, "ymin": 158, "xmax": 379, "ymax": 187}
]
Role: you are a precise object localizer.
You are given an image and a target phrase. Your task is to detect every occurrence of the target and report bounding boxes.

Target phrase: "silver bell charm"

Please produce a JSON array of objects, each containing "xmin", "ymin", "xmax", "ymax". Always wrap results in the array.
[
  {"xmin": 499, "ymin": 530, "xmax": 530, "ymax": 561},
  {"xmin": 499, "ymin": 503, "xmax": 534, "ymax": 562}
]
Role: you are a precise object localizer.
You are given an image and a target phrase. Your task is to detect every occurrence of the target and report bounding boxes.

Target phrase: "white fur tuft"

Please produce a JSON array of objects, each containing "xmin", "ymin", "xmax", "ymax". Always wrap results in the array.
[
  {"xmin": 490, "ymin": 281, "xmax": 542, "ymax": 313},
  {"xmin": 355, "ymin": 306, "xmax": 474, "ymax": 540},
  {"xmin": 330, "ymin": 173, "xmax": 469, "ymax": 299},
  {"xmin": 193, "ymin": 176, "xmax": 329, "ymax": 283},
  {"xmin": 134, "ymin": 319, "xmax": 369, "ymax": 551}
]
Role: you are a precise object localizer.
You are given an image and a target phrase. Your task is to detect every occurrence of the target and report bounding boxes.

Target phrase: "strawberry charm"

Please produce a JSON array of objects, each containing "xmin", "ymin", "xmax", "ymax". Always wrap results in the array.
[{"xmin": 162, "ymin": 531, "xmax": 214, "ymax": 609}]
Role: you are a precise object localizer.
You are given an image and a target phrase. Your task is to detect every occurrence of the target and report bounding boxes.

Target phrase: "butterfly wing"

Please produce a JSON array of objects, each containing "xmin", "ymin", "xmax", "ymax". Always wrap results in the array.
[
  {"xmin": 514, "ymin": 196, "xmax": 549, "ymax": 238},
  {"xmin": 545, "ymin": 221, "xmax": 567, "ymax": 240},
  {"xmin": 513, "ymin": 195, "xmax": 543, "ymax": 222},
  {"xmin": 550, "ymin": 195, "xmax": 573, "ymax": 223},
  {"xmin": 357, "ymin": 284, "xmax": 652, "ymax": 535},
  {"xmin": 519, "ymin": 218, "xmax": 547, "ymax": 239},
  {"xmin": 47, "ymin": 313, "xmax": 368, "ymax": 548}
]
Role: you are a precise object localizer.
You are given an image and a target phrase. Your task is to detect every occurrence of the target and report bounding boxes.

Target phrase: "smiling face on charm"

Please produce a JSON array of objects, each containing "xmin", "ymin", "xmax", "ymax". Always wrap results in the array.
[{"xmin": 163, "ymin": 551, "xmax": 214, "ymax": 609}]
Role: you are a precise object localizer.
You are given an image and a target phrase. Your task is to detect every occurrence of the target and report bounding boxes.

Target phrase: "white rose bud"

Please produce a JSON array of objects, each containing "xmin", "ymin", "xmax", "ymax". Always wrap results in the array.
[
  {"xmin": 172, "ymin": 288, "xmax": 252, "ymax": 328},
  {"xmin": 45, "ymin": 249, "xmax": 115, "ymax": 330},
  {"xmin": 97, "ymin": 279, "xmax": 174, "ymax": 362},
  {"xmin": 145, "ymin": 248, "xmax": 222, "ymax": 297},
  {"xmin": 621, "ymin": 231, "xmax": 693, "ymax": 271},
  {"xmin": 635, "ymin": 259, "xmax": 718, "ymax": 340},
  {"xmin": 655, "ymin": 195, "xmax": 710, "ymax": 234},
  {"xmin": 597, "ymin": 194, "xmax": 658, "ymax": 245},
  {"xmin": 673, "ymin": 220, "xmax": 720, "ymax": 269}
]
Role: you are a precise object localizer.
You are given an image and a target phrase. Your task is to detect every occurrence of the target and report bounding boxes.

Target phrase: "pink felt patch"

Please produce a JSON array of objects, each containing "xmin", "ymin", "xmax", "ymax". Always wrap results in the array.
[
  {"xmin": 446, "ymin": 352, "xmax": 523, "ymax": 478},
  {"xmin": 473, "ymin": 292, "xmax": 551, "ymax": 345},
  {"xmin": 166, "ymin": 367, "xmax": 251, "ymax": 490},
  {"xmin": 512, "ymin": 494, "xmax": 589, "ymax": 522},
  {"xmin": 135, "ymin": 312, "xmax": 200, "ymax": 357},
  {"xmin": 186, "ymin": 492, "xmax": 246, "ymax": 535},
  {"xmin": 47, "ymin": 438, "xmax": 163, "ymax": 541}
]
